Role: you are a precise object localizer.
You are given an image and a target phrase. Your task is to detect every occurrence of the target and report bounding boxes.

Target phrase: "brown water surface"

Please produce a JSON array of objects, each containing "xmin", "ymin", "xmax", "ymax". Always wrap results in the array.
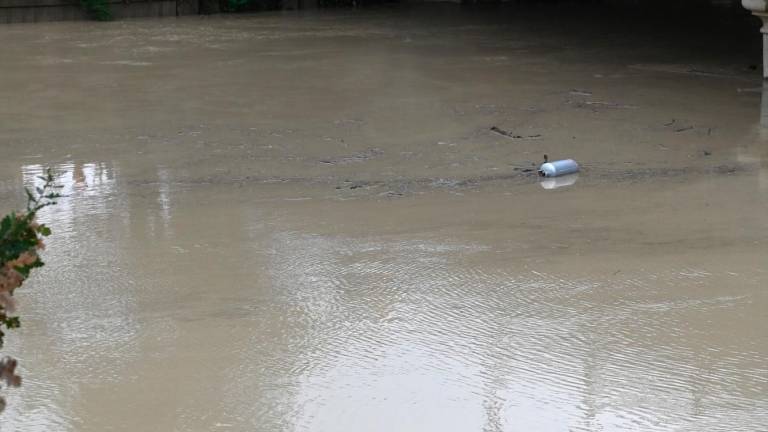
[{"xmin": 0, "ymin": 4, "xmax": 766, "ymax": 431}]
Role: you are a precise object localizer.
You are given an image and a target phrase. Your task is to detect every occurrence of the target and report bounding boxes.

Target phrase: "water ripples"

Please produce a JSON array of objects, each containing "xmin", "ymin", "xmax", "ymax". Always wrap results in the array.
[
  {"xmin": 1, "ymin": 163, "xmax": 764, "ymax": 431},
  {"xmin": 255, "ymin": 232, "xmax": 767, "ymax": 431}
]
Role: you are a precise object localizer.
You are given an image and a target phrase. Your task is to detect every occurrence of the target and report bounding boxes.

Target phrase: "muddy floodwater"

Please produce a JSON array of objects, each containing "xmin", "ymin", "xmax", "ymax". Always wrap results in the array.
[{"xmin": 1, "ymin": 4, "xmax": 767, "ymax": 431}]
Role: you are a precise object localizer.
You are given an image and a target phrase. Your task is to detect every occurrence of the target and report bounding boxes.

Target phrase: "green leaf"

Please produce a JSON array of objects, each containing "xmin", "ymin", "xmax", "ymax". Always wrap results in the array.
[
  {"xmin": 0, "ymin": 214, "xmax": 12, "ymax": 238},
  {"xmin": 3, "ymin": 317, "xmax": 20, "ymax": 329}
]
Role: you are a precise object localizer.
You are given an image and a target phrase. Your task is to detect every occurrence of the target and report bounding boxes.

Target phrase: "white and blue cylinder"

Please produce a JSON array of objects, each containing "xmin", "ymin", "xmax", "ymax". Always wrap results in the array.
[{"xmin": 538, "ymin": 159, "xmax": 580, "ymax": 177}]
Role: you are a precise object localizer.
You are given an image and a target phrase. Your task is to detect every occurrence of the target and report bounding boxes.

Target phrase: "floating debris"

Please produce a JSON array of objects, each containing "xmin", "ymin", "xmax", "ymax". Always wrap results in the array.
[
  {"xmin": 569, "ymin": 89, "xmax": 593, "ymax": 96},
  {"xmin": 490, "ymin": 126, "xmax": 541, "ymax": 140},
  {"xmin": 319, "ymin": 148, "xmax": 383, "ymax": 165},
  {"xmin": 583, "ymin": 101, "xmax": 637, "ymax": 109},
  {"xmin": 538, "ymin": 157, "xmax": 580, "ymax": 178}
]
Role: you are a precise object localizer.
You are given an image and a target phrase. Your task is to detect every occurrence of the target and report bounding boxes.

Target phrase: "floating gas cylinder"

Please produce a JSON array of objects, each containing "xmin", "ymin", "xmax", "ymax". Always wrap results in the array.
[{"xmin": 538, "ymin": 158, "xmax": 579, "ymax": 178}]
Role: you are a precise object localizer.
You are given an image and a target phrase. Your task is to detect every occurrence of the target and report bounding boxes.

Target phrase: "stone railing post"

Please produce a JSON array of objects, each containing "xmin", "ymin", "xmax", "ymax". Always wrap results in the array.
[{"xmin": 744, "ymin": 1, "xmax": 768, "ymax": 78}]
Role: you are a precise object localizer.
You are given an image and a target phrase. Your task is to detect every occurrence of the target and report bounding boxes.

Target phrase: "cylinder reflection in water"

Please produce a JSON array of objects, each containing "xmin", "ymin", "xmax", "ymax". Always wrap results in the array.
[{"xmin": 540, "ymin": 173, "xmax": 579, "ymax": 190}]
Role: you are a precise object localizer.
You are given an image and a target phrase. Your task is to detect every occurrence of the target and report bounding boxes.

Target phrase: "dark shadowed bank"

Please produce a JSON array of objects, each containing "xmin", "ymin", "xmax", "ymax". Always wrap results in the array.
[{"xmin": 0, "ymin": 0, "xmax": 751, "ymax": 24}]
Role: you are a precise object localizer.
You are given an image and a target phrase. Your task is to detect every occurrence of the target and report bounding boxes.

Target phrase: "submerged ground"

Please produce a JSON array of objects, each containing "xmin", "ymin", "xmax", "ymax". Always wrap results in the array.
[{"xmin": 0, "ymin": 3, "xmax": 766, "ymax": 431}]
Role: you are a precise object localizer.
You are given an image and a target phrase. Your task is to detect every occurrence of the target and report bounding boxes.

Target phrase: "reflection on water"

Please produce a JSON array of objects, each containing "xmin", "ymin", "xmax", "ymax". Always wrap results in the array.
[
  {"xmin": 22, "ymin": 162, "xmax": 118, "ymax": 232},
  {"xmin": 1, "ymin": 160, "xmax": 764, "ymax": 431},
  {"xmin": 540, "ymin": 173, "xmax": 579, "ymax": 190},
  {"xmin": 7, "ymin": 162, "xmax": 138, "ymax": 430},
  {"xmin": 752, "ymin": 85, "xmax": 768, "ymax": 189},
  {"xmin": 267, "ymin": 232, "xmax": 764, "ymax": 431}
]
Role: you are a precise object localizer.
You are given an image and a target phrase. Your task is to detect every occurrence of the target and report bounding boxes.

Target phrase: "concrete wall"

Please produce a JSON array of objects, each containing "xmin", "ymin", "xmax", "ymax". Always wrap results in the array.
[{"xmin": 0, "ymin": 0, "xmax": 198, "ymax": 23}]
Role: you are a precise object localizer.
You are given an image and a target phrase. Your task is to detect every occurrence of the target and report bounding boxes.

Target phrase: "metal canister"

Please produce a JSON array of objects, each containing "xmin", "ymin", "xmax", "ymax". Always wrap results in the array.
[{"xmin": 538, "ymin": 159, "xmax": 580, "ymax": 177}]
